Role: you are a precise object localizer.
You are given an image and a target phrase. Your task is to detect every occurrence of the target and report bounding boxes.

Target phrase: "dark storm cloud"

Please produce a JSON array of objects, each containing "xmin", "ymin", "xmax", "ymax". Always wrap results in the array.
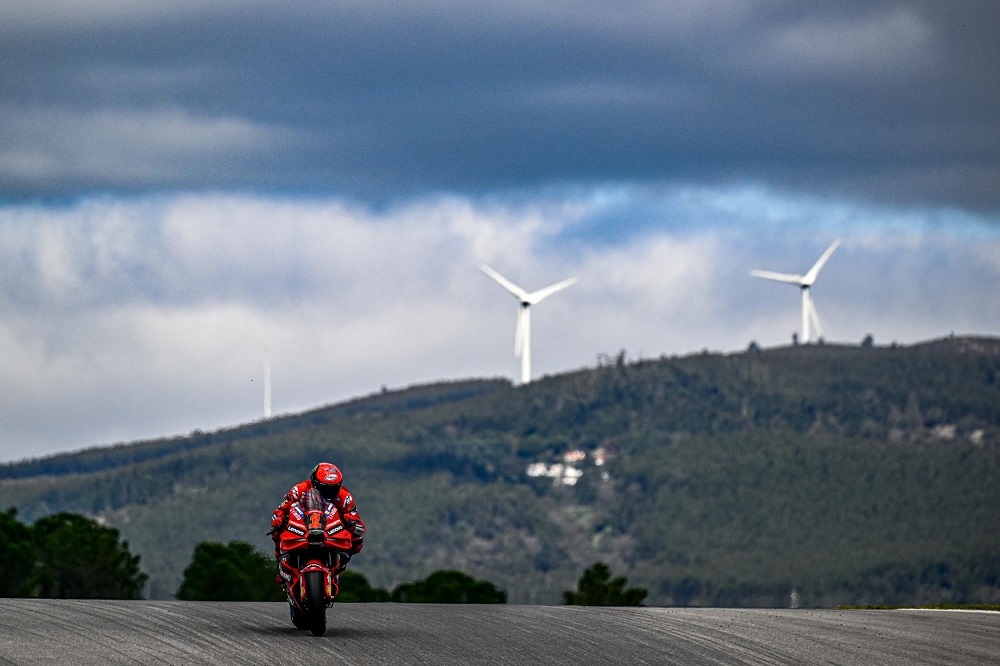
[{"xmin": 1, "ymin": 1, "xmax": 997, "ymax": 209}]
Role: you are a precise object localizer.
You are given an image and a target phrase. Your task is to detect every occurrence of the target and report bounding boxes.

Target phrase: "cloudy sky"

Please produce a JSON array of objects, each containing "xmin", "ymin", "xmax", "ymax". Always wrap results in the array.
[{"xmin": 1, "ymin": 1, "xmax": 998, "ymax": 463}]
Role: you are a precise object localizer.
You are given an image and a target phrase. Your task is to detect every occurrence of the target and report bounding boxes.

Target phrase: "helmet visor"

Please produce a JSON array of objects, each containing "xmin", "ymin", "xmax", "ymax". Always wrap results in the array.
[{"xmin": 315, "ymin": 481, "xmax": 341, "ymax": 501}]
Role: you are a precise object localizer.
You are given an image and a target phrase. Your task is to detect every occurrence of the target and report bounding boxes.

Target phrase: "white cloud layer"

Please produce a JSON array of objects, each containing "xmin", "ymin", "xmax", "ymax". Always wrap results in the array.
[{"xmin": 0, "ymin": 187, "xmax": 998, "ymax": 463}]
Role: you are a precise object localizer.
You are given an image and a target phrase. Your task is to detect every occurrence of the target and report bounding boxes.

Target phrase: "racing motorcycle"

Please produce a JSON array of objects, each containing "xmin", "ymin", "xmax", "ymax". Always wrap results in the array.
[{"xmin": 276, "ymin": 487, "xmax": 353, "ymax": 636}]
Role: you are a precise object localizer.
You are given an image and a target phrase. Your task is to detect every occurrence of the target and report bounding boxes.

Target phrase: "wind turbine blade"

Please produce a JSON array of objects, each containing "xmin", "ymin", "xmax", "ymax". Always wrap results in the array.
[
  {"xmin": 806, "ymin": 291, "xmax": 824, "ymax": 339},
  {"xmin": 479, "ymin": 264, "xmax": 530, "ymax": 301},
  {"xmin": 749, "ymin": 269, "xmax": 805, "ymax": 285},
  {"xmin": 802, "ymin": 239, "xmax": 841, "ymax": 286},
  {"xmin": 527, "ymin": 276, "xmax": 578, "ymax": 304}
]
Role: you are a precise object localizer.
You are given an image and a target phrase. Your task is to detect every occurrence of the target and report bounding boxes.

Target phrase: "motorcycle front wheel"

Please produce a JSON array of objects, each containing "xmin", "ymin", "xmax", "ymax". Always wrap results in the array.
[{"xmin": 305, "ymin": 570, "xmax": 327, "ymax": 636}]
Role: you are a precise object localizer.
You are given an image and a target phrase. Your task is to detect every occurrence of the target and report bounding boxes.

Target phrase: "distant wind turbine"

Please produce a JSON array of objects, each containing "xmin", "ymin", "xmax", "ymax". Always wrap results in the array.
[
  {"xmin": 479, "ymin": 264, "xmax": 578, "ymax": 384},
  {"xmin": 263, "ymin": 357, "xmax": 272, "ymax": 418},
  {"xmin": 749, "ymin": 240, "xmax": 841, "ymax": 344}
]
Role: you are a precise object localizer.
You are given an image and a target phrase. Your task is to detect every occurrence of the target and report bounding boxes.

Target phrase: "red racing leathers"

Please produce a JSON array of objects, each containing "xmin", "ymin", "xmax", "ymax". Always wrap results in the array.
[{"xmin": 270, "ymin": 480, "xmax": 365, "ymax": 563}]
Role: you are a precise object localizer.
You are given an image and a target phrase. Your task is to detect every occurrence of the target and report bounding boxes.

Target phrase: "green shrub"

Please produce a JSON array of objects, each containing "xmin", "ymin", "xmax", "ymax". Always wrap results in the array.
[
  {"xmin": 392, "ymin": 570, "xmax": 506, "ymax": 603},
  {"xmin": 176, "ymin": 541, "xmax": 284, "ymax": 601},
  {"xmin": 563, "ymin": 562, "xmax": 647, "ymax": 606}
]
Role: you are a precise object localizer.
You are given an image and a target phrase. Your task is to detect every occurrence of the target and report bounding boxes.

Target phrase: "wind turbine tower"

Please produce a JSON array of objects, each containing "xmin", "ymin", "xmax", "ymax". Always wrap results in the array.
[
  {"xmin": 480, "ymin": 264, "xmax": 578, "ymax": 384},
  {"xmin": 750, "ymin": 240, "xmax": 841, "ymax": 344},
  {"xmin": 263, "ymin": 357, "xmax": 272, "ymax": 419}
]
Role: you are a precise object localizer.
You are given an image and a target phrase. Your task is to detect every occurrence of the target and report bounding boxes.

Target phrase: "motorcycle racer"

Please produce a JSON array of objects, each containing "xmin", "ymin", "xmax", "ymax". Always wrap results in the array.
[{"xmin": 270, "ymin": 462, "xmax": 366, "ymax": 576}]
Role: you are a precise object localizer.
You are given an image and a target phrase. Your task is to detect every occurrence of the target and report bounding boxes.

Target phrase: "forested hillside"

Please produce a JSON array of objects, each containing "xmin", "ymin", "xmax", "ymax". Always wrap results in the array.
[{"xmin": 1, "ymin": 336, "xmax": 998, "ymax": 606}]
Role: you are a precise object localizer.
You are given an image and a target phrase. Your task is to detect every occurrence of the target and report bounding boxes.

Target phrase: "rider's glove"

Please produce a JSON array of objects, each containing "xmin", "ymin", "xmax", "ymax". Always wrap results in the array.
[{"xmin": 349, "ymin": 522, "xmax": 365, "ymax": 537}]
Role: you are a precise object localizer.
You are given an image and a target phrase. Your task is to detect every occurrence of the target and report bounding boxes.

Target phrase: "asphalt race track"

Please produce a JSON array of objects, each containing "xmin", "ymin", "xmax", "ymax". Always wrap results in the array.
[{"xmin": 0, "ymin": 600, "xmax": 997, "ymax": 665}]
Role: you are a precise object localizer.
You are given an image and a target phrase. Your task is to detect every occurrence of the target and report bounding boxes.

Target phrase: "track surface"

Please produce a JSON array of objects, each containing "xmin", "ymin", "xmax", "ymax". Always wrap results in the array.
[{"xmin": 0, "ymin": 600, "xmax": 997, "ymax": 665}]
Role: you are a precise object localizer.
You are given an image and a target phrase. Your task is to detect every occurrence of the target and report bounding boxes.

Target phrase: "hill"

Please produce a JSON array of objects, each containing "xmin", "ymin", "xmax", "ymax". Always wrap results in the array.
[{"xmin": 1, "ymin": 336, "xmax": 999, "ymax": 606}]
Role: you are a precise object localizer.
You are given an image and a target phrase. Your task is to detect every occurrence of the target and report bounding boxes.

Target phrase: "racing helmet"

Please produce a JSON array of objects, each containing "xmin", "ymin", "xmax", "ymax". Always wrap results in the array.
[{"xmin": 310, "ymin": 462, "xmax": 343, "ymax": 501}]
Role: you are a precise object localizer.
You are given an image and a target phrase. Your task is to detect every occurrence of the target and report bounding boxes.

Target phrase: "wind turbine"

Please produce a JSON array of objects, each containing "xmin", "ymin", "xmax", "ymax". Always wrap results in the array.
[
  {"xmin": 479, "ymin": 264, "xmax": 578, "ymax": 384},
  {"xmin": 263, "ymin": 356, "xmax": 272, "ymax": 418},
  {"xmin": 749, "ymin": 240, "xmax": 840, "ymax": 344}
]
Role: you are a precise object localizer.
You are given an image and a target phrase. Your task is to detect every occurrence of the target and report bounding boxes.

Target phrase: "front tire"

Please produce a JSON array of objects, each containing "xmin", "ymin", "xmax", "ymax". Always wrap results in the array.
[{"xmin": 305, "ymin": 570, "xmax": 327, "ymax": 636}]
